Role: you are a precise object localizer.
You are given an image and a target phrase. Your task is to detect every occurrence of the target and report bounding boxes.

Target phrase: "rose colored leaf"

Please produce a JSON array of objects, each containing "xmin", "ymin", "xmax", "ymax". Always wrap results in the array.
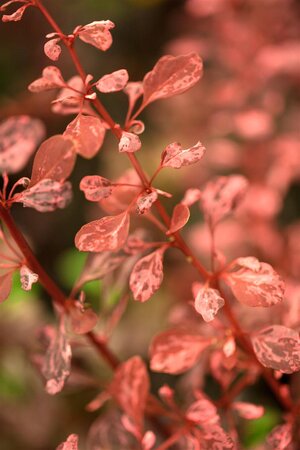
[
  {"xmin": 136, "ymin": 190, "xmax": 158, "ymax": 214},
  {"xmin": 192, "ymin": 284, "xmax": 225, "ymax": 322},
  {"xmin": 75, "ymin": 212, "xmax": 130, "ymax": 253},
  {"xmin": 44, "ymin": 38, "xmax": 61, "ymax": 61},
  {"xmin": 225, "ymin": 261, "xmax": 285, "ymax": 307},
  {"xmin": 124, "ymin": 81, "xmax": 143, "ymax": 113},
  {"xmin": 69, "ymin": 306, "xmax": 98, "ymax": 335},
  {"xmin": 200, "ymin": 425, "xmax": 235, "ymax": 450},
  {"xmin": 52, "ymin": 75, "xmax": 89, "ymax": 115},
  {"xmin": 96, "ymin": 69, "xmax": 129, "ymax": 93},
  {"xmin": 267, "ymin": 423, "xmax": 293, "ymax": 450},
  {"xmin": 28, "ymin": 66, "xmax": 65, "ymax": 93},
  {"xmin": 129, "ymin": 119, "xmax": 145, "ymax": 135},
  {"xmin": 30, "ymin": 135, "xmax": 76, "ymax": 186},
  {"xmin": 80, "ymin": 175, "xmax": 112, "ymax": 201},
  {"xmin": 110, "ymin": 356, "xmax": 149, "ymax": 426},
  {"xmin": 56, "ymin": 434, "xmax": 79, "ymax": 450},
  {"xmin": 200, "ymin": 175, "xmax": 249, "ymax": 228},
  {"xmin": 129, "ymin": 247, "xmax": 165, "ymax": 302},
  {"xmin": 20, "ymin": 265, "xmax": 38, "ymax": 291},
  {"xmin": 2, "ymin": 4, "xmax": 27, "ymax": 22},
  {"xmin": 142, "ymin": 53, "xmax": 203, "ymax": 106},
  {"xmin": 150, "ymin": 329, "xmax": 212, "ymax": 374},
  {"xmin": 234, "ymin": 256, "xmax": 261, "ymax": 272},
  {"xmin": 167, "ymin": 203, "xmax": 190, "ymax": 235},
  {"xmin": 0, "ymin": 115, "xmax": 45, "ymax": 173},
  {"xmin": 16, "ymin": 179, "xmax": 72, "ymax": 212},
  {"xmin": 186, "ymin": 399, "xmax": 219, "ymax": 424},
  {"xmin": 42, "ymin": 320, "xmax": 72, "ymax": 395},
  {"xmin": 0, "ymin": 272, "xmax": 13, "ymax": 303},
  {"xmin": 142, "ymin": 431, "xmax": 156, "ymax": 450},
  {"xmin": 232, "ymin": 402, "xmax": 264, "ymax": 420},
  {"xmin": 75, "ymin": 252, "xmax": 125, "ymax": 290},
  {"xmin": 64, "ymin": 114, "xmax": 106, "ymax": 159},
  {"xmin": 77, "ymin": 20, "xmax": 115, "ymax": 51},
  {"xmin": 182, "ymin": 188, "xmax": 202, "ymax": 206},
  {"xmin": 118, "ymin": 131, "xmax": 141, "ymax": 153},
  {"xmin": 251, "ymin": 325, "xmax": 300, "ymax": 374},
  {"xmin": 161, "ymin": 141, "xmax": 205, "ymax": 169}
]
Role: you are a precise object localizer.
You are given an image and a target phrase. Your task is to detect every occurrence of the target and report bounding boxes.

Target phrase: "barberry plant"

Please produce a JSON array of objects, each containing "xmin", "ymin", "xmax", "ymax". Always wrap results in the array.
[{"xmin": 0, "ymin": 1, "xmax": 300, "ymax": 449}]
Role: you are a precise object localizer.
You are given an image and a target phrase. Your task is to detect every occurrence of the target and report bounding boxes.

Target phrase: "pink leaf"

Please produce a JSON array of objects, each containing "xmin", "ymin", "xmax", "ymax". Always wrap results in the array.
[
  {"xmin": 42, "ymin": 319, "xmax": 72, "ymax": 395},
  {"xmin": 52, "ymin": 76, "xmax": 88, "ymax": 115},
  {"xmin": 232, "ymin": 402, "xmax": 264, "ymax": 420},
  {"xmin": 77, "ymin": 20, "xmax": 115, "ymax": 51},
  {"xmin": 129, "ymin": 247, "xmax": 166, "ymax": 302},
  {"xmin": 28, "ymin": 66, "xmax": 65, "ymax": 93},
  {"xmin": 150, "ymin": 329, "xmax": 212, "ymax": 374},
  {"xmin": 69, "ymin": 305, "xmax": 98, "ymax": 335},
  {"xmin": 200, "ymin": 175, "xmax": 249, "ymax": 228},
  {"xmin": 200, "ymin": 425, "xmax": 235, "ymax": 449},
  {"xmin": 161, "ymin": 141, "xmax": 205, "ymax": 169},
  {"xmin": 56, "ymin": 434, "xmax": 79, "ymax": 450},
  {"xmin": 124, "ymin": 81, "xmax": 143, "ymax": 113},
  {"xmin": 142, "ymin": 431, "xmax": 156, "ymax": 450},
  {"xmin": 186, "ymin": 399, "xmax": 218, "ymax": 424},
  {"xmin": 251, "ymin": 325, "xmax": 300, "ymax": 373},
  {"xmin": 167, "ymin": 203, "xmax": 190, "ymax": 234},
  {"xmin": 79, "ymin": 175, "xmax": 112, "ymax": 201},
  {"xmin": 142, "ymin": 53, "xmax": 203, "ymax": 106},
  {"xmin": 192, "ymin": 284, "xmax": 225, "ymax": 322},
  {"xmin": 136, "ymin": 190, "xmax": 158, "ymax": 214},
  {"xmin": 2, "ymin": 4, "xmax": 28, "ymax": 22},
  {"xmin": 64, "ymin": 114, "xmax": 105, "ymax": 159},
  {"xmin": 110, "ymin": 356, "xmax": 149, "ymax": 426},
  {"xmin": 118, "ymin": 131, "xmax": 141, "ymax": 153},
  {"xmin": 20, "ymin": 265, "xmax": 38, "ymax": 291},
  {"xmin": 225, "ymin": 261, "xmax": 285, "ymax": 307},
  {"xmin": 0, "ymin": 115, "xmax": 45, "ymax": 173},
  {"xmin": 96, "ymin": 69, "xmax": 129, "ymax": 93},
  {"xmin": 16, "ymin": 179, "xmax": 72, "ymax": 212},
  {"xmin": 267, "ymin": 423, "xmax": 293, "ymax": 450},
  {"xmin": 75, "ymin": 212, "xmax": 130, "ymax": 252},
  {"xmin": 0, "ymin": 272, "xmax": 13, "ymax": 303},
  {"xmin": 30, "ymin": 135, "xmax": 76, "ymax": 186},
  {"xmin": 44, "ymin": 38, "xmax": 62, "ymax": 61},
  {"xmin": 182, "ymin": 188, "xmax": 202, "ymax": 206}
]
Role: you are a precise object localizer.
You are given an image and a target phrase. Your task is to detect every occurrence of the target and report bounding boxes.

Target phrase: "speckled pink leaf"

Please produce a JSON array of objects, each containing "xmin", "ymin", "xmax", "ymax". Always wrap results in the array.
[
  {"xmin": 110, "ymin": 356, "xmax": 149, "ymax": 426},
  {"xmin": 161, "ymin": 141, "xmax": 205, "ymax": 169},
  {"xmin": 193, "ymin": 284, "xmax": 225, "ymax": 322},
  {"xmin": 64, "ymin": 114, "xmax": 105, "ymax": 158},
  {"xmin": 96, "ymin": 69, "xmax": 129, "ymax": 93},
  {"xmin": 142, "ymin": 53, "xmax": 203, "ymax": 106},
  {"xmin": 79, "ymin": 175, "xmax": 112, "ymax": 201},
  {"xmin": 75, "ymin": 212, "xmax": 130, "ymax": 252},
  {"xmin": 124, "ymin": 81, "xmax": 143, "ymax": 114},
  {"xmin": 225, "ymin": 261, "xmax": 285, "ymax": 307},
  {"xmin": 118, "ymin": 131, "xmax": 141, "ymax": 153},
  {"xmin": 232, "ymin": 402, "xmax": 264, "ymax": 420},
  {"xmin": 28, "ymin": 66, "xmax": 65, "ymax": 93},
  {"xmin": 77, "ymin": 20, "xmax": 115, "ymax": 51},
  {"xmin": 129, "ymin": 247, "xmax": 166, "ymax": 302},
  {"xmin": 167, "ymin": 203, "xmax": 190, "ymax": 235},
  {"xmin": 30, "ymin": 135, "xmax": 76, "ymax": 186},
  {"xmin": 201, "ymin": 175, "xmax": 249, "ymax": 228},
  {"xmin": 42, "ymin": 320, "xmax": 72, "ymax": 395},
  {"xmin": 2, "ymin": 4, "xmax": 28, "ymax": 22},
  {"xmin": 20, "ymin": 265, "xmax": 38, "ymax": 291},
  {"xmin": 0, "ymin": 272, "xmax": 13, "ymax": 303},
  {"xmin": 44, "ymin": 38, "xmax": 61, "ymax": 61},
  {"xmin": 186, "ymin": 399, "xmax": 218, "ymax": 424},
  {"xmin": 150, "ymin": 329, "xmax": 212, "ymax": 374},
  {"xmin": 16, "ymin": 179, "xmax": 72, "ymax": 212},
  {"xmin": 136, "ymin": 190, "xmax": 158, "ymax": 214},
  {"xmin": 234, "ymin": 256, "xmax": 261, "ymax": 272},
  {"xmin": 266, "ymin": 423, "xmax": 293, "ymax": 449},
  {"xmin": 56, "ymin": 434, "xmax": 79, "ymax": 450},
  {"xmin": 0, "ymin": 115, "xmax": 45, "ymax": 173},
  {"xmin": 251, "ymin": 325, "xmax": 300, "ymax": 373},
  {"xmin": 200, "ymin": 425, "xmax": 235, "ymax": 450}
]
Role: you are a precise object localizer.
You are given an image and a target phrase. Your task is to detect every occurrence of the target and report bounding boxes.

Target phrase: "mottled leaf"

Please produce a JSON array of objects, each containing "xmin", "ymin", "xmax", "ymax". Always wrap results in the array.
[
  {"xmin": 142, "ymin": 53, "xmax": 203, "ymax": 106},
  {"xmin": 150, "ymin": 329, "xmax": 212, "ymax": 374},
  {"xmin": 167, "ymin": 203, "xmax": 190, "ymax": 235},
  {"xmin": 192, "ymin": 284, "xmax": 225, "ymax": 322},
  {"xmin": 28, "ymin": 66, "xmax": 65, "ymax": 93},
  {"xmin": 251, "ymin": 325, "xmax": 300, "ymax": 373},
  {"xmin": 161, "ymin": 141, "xmax": 205, "ymax": 169},
  {"xmin": 20, "ymin": 265, "xmax": 38, "ymax": 291},
  {"xmin": 124, "ymin": 81, "xmax": 143, "ymax": 114},
  {"xmin": 2, "ymin": 4, "xmax": 28, "ymax": 22},
  {"xmin": 44, "ymin": 38, "xmax": 61, "ymax": 61},
  {"xmin": 186, "ymin": 399, "xmax": 218, "ymax": 424},
  {"xmin": 56, "ymin": 434, "xmax": 79, "ymax": 450},
  {"xmin": 200, "ymin": 425, "xmax": 235, "ymax": 450},
  {"xmin": 118, "ymin": 131, "xmax": 141, "ymax": 153},
  {"xmin": 77, "ymin": 20, "xmax": 115, "ymax": 51},
  {"xmin": 96, "ymin": 69, "xmax": 129, "ymax": 93},
  {"xmin": 79, "ymin": 175, "xmax": 112, "ymax": 201},
  {"xmin": 232, "ymin": 402, "xmax": 264, "ymax": 420},
  {"xmin": 136, "ymin": 190, "xmax": 158, "ymax": 214},
  {"xmin": 75, "ymin": 212, "xmax": 130, "ymax": 252},
  {"xmin": 64, "ymin": 114, "xmax": 105, "ymax": 158},
  {"xmin": 16, "ymin": 179, "xmax": 72, "ymax": 212},
  {"xmin": 267, "ymin": 423, "xmax": 293, "ymax": 450},
  {"xmin": 69, "ymin": 304, "xmax": 98, "ymax": 335},
  {"xmin": 129, "ymin": 247, "xmax": 166, "ymax": 302},
  {"xmin": 0, "ymin": 115, "xmax": 45, "ymax": 174}
]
